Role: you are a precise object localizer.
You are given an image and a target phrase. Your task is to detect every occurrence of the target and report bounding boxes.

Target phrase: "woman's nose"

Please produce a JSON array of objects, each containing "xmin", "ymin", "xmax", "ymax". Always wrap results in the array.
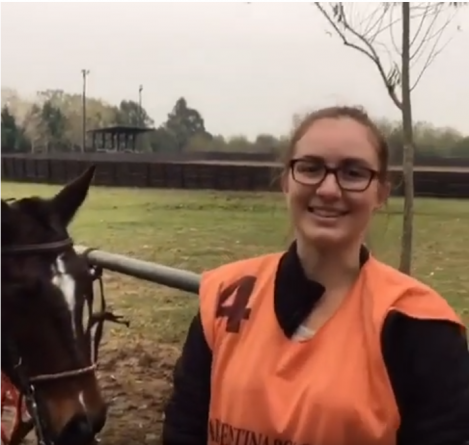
[{"xmin": 315, "ymin": 172, "xmax": 342, "ymax": 198}]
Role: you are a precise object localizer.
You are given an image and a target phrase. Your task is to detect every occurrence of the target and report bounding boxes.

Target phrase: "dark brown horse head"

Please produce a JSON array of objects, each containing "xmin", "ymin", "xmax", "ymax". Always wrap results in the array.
[{"xmin": 1, "ymin": 165, "xmax": 113, "ymax": 445}]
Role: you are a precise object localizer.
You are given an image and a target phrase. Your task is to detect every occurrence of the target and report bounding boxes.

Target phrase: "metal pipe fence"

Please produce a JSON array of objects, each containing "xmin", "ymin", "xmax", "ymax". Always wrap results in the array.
[
  {"xmin": 75, "ymin": 245, "xmax": 200, "ymax": 294},
  {"xmin": 75, "ymin": 245, "xmax": 469, "ymax": 343}
]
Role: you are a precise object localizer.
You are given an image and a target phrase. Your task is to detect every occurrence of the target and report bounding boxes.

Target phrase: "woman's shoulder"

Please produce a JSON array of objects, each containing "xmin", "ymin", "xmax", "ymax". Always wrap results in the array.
[
  {"xmin": 201, "ymin": 251, "xmax": 284, "ymax": 284},
  {"xmin": 369, "ymin": 256, "xmax": 436, "ymax": 292},
  {"xmin": 368, "ymin": 256, "xmax": 463, "ymax": 327}
]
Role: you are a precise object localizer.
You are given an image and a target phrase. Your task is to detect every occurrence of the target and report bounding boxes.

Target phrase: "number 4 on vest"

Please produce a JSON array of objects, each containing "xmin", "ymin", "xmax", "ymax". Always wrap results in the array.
[{"xmin": 215, "ymin": 276, "xmax": 257, "ymax": 333}]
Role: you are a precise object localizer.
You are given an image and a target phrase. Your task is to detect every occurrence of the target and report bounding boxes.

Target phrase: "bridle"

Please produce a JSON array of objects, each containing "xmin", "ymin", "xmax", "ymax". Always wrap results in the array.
[{"xmin": 1, "ymin": 237, "xmax": 129, "ymax": 445}]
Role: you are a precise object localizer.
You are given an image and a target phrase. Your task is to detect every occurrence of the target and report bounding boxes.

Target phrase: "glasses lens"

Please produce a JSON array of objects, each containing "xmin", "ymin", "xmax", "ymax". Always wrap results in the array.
[
  {"xmin": 293, "ymin": 160, "xmax": 325, "ymax": 185},
  {"xmin": 292, "ymin": 159, "xmax": 374, "ymax": 191},
  {"xmin": 337, "ymin": 166, "xmax": 373, "ymax": 190}
]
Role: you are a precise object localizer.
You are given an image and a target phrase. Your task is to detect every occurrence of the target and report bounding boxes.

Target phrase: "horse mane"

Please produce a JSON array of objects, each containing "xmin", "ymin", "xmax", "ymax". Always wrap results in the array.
[
  {"xmin": 2, "ymin": 196, "xmax": 57, "ymax": 247},
  {"xmin": 13, "ymin": 197, "xmax": 53, "ymax": 225}
]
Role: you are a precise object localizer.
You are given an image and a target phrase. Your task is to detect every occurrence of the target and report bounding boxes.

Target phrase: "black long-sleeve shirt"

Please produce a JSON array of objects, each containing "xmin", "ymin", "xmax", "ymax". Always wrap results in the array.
[{"xmin": 163, "ymin": 245, "xmax": 469, "ymax": 445}]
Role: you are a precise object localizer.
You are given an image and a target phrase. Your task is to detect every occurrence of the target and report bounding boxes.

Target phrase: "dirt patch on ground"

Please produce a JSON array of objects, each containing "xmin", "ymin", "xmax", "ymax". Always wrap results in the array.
[
  {"xmin": 97, "ymin": 340, "xmax": 179, "ymax": 444},
  {"xmin": 2, "ymin": 340, "xmax": 179, "ymax": 445}
]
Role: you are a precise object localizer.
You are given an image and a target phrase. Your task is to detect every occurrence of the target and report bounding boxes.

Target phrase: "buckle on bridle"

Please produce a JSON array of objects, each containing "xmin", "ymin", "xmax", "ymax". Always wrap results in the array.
[{"xmin": 89, "ymin": 264, "xmax": 103, "ymax": 281}]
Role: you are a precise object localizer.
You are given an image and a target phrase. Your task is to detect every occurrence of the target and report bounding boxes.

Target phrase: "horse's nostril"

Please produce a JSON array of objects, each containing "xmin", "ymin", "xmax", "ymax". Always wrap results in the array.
[{"xmin": 56, "ymin": 414, "xmax": 94, "ymax": 445}]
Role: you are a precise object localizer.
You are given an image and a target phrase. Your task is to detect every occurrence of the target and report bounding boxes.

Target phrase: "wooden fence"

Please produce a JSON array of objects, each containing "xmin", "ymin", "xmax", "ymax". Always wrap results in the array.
[{"xmin": 2, "ymin": 154, "xmax": 469, "ymax": 198}]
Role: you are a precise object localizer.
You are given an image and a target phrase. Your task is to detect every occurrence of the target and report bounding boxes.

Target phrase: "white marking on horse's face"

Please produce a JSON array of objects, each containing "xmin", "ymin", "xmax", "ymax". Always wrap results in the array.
[
  {"xmin": 51, "ymin": 255, "xmax": 77, "ymax": 338},
  {"xmin": 78, "ymin": 391, "xmax": 87, "ymax": 412}
]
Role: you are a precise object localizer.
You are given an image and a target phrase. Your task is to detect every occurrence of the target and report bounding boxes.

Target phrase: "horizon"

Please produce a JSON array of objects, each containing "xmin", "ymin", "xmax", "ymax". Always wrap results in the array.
[{"xmin": 2, "ymin": 3, "xmax": 468, "ymax": 138}]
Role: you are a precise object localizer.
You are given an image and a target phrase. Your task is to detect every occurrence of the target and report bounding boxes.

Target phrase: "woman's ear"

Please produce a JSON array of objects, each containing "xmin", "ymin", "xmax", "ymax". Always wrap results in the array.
[
  {"xmin": 281, "ymin": 170, "xmax": 289, "ymax": 195},
  {"xmin": 376, "ymin": 180, "xmax": 391, "ymax": 211}
]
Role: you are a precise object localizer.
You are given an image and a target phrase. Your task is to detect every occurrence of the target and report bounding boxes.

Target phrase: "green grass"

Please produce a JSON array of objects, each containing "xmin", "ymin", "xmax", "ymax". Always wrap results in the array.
[
  {"xmin": 3, "ymin": 181, "xmax": 468, "ymax": 444},
  {"xmin": 2, "ymin": 182, "xmax": 469, "ymax": 343}
]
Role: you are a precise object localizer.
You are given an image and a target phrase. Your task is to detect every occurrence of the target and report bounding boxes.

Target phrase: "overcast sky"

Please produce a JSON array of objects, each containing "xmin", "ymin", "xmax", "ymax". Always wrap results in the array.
[{"xmin": 2, "ymin": 2, "xmax": 468, "ymax": 139}]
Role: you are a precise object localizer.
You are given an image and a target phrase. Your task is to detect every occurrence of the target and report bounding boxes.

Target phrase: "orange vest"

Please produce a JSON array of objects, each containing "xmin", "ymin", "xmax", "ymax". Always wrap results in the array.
[{"xmin": 199, "ymin": 253, "xmax": 464, "ymax": 445}]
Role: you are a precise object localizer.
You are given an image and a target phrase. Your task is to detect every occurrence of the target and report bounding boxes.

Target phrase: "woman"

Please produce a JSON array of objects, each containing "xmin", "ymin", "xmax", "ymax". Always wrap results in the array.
[{"xmin": 162, "ymin": 106, "xmax": 469, "ymax": 445}]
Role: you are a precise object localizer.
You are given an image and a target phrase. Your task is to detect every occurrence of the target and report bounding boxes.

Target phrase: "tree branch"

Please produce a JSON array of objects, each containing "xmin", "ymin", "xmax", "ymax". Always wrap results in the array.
[
  {"xmin": 315, "ymin": 2, "xmax": 464, "ymax": 102},
  {"xmin": 409, "ymin": 4, "xmax": 460, "ymax": 91},
  {"xmin": 314, "ymin": 2, "xmax": 402, "ymax": 109},
  {"xmin": 409, "ymin": 4, "xmax": 436, "ymax": 56},
  {"xmin": 389, "ymin": 5, "xmax": 402, "ymax": 56},
  {"xmin": 409, "ymin": 4, "xmax": 443, "ymax": 60}
]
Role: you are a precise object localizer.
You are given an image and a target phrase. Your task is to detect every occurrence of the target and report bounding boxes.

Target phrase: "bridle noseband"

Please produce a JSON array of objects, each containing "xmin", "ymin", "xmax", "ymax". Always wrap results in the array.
[
  {"xmin": 2, "ymin": 238, "xmax": 129, "ymax": 445},
  {"xmin": 1, "ymin": 239, "xmax": 76, "ymax": 255}
]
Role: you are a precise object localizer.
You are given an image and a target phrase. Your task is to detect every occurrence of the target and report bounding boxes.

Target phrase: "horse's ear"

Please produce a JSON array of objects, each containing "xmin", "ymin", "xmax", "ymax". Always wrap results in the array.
[
  {"xmin": 2, "ymin": 199, "xmax": 12, "ymax": 223},
  {"xmin": 51, "ymin": 165, "xmax": 96, "ymax": 227},
  {"xmin": 1, "ymin": 199, "xmax": 14, "ymax": 240},
  {"xmin": 1, "ymin": 199, "xmax": 11, "ymax": 215}
]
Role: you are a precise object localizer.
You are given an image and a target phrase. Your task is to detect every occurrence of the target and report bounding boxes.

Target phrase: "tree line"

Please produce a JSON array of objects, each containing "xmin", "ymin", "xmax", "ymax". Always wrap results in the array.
[
  {"xmin": 4, "ymin": 3, "xmax": 466, "ymax": 275},
  {"xmin": 1, "ymin": 87, "xmax": 468, "ymax": 164}
]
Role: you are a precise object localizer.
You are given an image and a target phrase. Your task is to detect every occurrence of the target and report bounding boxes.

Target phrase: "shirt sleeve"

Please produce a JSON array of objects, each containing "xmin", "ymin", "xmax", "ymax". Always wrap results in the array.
[
  {"xmin": 162, "ymin": 311, "xmax": 212, "ymax": 445},
  {"xmin": 382, "ymin": 311, "xmax": 469, "ymax": 445}
]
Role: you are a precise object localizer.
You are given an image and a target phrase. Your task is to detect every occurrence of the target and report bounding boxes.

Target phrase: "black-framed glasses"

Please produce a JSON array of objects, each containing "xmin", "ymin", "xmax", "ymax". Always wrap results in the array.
[{"xmin": 289, "ymin": 158, "xmax": 378, "ymax": 192}]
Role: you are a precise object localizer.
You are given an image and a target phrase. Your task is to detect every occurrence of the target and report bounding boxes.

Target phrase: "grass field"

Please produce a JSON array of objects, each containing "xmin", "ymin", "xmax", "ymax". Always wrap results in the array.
[
  {"xmin": 2, "ymin": 181, "xmax": 469, "ymax": 444},
  {"xmin": 3, "ymin": 182, "xmax": 468, "ymax": 328}
]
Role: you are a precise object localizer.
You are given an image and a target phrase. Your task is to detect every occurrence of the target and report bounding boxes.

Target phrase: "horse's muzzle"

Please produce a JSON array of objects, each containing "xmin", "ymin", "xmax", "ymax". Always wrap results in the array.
[{"xmin": 54, "ymin": 408, "xmax": 107, "ymax": 445}]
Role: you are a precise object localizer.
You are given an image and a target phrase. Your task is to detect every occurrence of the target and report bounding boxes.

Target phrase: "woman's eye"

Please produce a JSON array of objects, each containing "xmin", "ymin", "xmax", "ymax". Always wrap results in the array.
[
  {"xmin": 298, "ymin": 163, "xmax": 323, "ymax": 173},
  {"xmin": 345, "ymin": 168, "xmax": 361, "ymax": 176},
  {"xmin": 342, "ymin": 167, "xmax": 369, "ymax": 179}
]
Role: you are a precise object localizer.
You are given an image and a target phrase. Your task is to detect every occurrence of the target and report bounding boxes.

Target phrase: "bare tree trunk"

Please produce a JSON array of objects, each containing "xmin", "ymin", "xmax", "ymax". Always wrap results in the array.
[{"xmin": 399, "ymin": 2, "xmax": 415, "ymax": 275}]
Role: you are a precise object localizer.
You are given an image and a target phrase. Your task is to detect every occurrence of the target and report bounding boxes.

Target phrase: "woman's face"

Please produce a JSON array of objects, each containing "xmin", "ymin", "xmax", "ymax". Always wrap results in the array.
[{"xmin": 283, "ymin": 117, "xmax": 389, "ymax": 250}]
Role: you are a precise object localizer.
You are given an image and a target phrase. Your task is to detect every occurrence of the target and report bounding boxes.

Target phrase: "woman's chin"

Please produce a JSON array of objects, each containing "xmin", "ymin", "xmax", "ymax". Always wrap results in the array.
[{"xmin": 300, "ymin": 226, "xmax": 348, "ymax": 249}]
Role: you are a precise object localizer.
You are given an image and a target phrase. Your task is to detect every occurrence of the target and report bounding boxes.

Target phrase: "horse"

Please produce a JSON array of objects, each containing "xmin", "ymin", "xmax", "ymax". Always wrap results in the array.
[{"xmin": 1, "ymin": 165, "xmax": 128, "ymax": 445}]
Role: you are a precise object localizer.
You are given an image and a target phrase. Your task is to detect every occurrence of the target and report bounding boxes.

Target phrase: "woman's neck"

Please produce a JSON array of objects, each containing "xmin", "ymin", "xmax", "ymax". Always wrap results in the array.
[{"xmin": 296, "ymin": 240, "xmax": 362, "ymax": 290}]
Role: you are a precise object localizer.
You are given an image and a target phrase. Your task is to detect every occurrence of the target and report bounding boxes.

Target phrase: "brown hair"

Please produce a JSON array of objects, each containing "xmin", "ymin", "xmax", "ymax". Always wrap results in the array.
[{"xmin": 282, "ymin": 106, "xmax": 389, "ymax": 183}]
